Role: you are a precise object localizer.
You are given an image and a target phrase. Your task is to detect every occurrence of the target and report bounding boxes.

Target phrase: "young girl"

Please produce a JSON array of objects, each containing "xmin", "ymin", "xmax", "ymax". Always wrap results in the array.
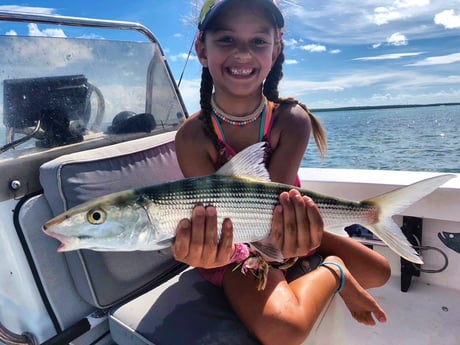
[{"xmin": 173, "ymin": 1, "xmax": 391, "ymax": 344}]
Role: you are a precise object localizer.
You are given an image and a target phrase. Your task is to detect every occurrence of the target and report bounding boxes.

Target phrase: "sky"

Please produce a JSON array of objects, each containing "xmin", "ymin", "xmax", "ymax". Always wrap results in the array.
[{"xmin": 1, "ymin": 0, "xmax": 460, "ymax": 112}]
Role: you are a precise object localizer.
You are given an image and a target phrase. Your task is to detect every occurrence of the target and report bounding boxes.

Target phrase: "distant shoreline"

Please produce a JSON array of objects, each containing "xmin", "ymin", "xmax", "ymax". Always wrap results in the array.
[{"xmin": 311, "ymin": 102, "xmax": 460, "ymax": 113}]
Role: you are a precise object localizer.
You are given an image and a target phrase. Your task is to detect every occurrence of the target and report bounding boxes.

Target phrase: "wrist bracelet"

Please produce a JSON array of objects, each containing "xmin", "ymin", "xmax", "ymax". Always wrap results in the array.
[
  {"xmin": 319, "ymin": 261, "xmax": 346, "ymax": 294},
  {"xmin": 229, "ymin": 243, "xmax": 251, "ymax": 264}
]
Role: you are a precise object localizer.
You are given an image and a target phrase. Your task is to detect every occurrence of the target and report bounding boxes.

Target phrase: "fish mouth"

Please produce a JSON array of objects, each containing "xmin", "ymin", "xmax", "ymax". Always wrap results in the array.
[
  {"xmin": 43, "ymin": 213, "xmax": 68, "ymax": 231},
  {"xmin": 42, "ymin": 229, "xmax": 71, "ymax": 252}
]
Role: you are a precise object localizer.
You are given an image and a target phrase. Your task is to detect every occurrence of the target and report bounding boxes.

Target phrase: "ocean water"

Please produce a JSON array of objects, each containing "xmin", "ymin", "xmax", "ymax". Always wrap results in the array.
[
  {"xmin": 302, "ymin": 105, "xmax": 460, "ymax": 173},
  {"xmin": 2, "ymin": 105, "xmax": 459, "ymax": 173}
]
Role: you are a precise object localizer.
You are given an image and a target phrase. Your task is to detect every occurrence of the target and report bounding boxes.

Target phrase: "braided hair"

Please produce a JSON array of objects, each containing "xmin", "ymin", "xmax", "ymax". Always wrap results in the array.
[
  {"xmin": 263, "ymin": 42, "xmax": 327, "ymax": 157},
  {"xmin": 198, "ymin": 38, "xmax": 327, "ymax": 160}
]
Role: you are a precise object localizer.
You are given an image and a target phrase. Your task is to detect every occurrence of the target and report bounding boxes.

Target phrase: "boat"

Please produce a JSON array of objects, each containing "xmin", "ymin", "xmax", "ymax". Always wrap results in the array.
[{"xmin": 0, "ymin": 10, "xmax": 459, "ymax": 345}]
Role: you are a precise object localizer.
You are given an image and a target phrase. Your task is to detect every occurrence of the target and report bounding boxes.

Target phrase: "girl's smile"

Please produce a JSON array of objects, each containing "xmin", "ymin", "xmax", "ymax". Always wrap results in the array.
[
  {"xmin": 228, "ymin": 67, "xmax": 255, "ymax": 77},
  {"xmin": 196, "ymin": 4, "xmax": 280, "ymax": 113}
]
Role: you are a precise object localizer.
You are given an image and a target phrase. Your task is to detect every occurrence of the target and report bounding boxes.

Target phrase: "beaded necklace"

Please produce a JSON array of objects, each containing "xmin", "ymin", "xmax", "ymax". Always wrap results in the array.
[{"xmin": 211, "ymin": 94, "xmax": 267, "ymax": 127}]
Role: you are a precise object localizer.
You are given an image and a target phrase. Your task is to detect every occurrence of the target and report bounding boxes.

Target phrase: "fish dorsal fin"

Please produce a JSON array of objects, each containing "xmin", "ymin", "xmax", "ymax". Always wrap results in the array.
[{"xmin": 215, "ymin": 142, "xmax": 271, "ymax": 181}]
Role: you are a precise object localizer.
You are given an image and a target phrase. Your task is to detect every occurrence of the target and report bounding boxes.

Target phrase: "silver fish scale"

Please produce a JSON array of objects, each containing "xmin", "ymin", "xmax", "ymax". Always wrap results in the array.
[
  {"xmin": 140, "ymin": 175, "xmax": 377, "ymax": 243},
  {"xmin": 142, "ymin": 175, "xmax": 277, "ymax": 243},
  {"xmin": 313, "ymin": 199, "xmax": 378, "ymax": 229}
]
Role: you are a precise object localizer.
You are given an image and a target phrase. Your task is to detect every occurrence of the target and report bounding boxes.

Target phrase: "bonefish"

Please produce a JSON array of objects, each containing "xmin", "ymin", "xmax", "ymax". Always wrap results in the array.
[{"xmin": 43, "ymin": 142, "xmax": 455, "ymax": 264}]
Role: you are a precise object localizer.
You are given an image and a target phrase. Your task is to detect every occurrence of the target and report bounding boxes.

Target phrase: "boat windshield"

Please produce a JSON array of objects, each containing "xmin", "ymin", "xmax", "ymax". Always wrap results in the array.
[{"xmin": 0, "ymin": 21, "xmax": 186, "ymax": 158}]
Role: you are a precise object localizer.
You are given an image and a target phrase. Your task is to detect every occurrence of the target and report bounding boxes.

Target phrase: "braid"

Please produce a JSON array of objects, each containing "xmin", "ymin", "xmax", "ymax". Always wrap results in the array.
[
  {"xmin": 264, "ymin": 43, "xmax": 327, "ymax": 158},
  {"xmin": 198, "ymin": 66, "xmax": 226, "ymax": 161}
]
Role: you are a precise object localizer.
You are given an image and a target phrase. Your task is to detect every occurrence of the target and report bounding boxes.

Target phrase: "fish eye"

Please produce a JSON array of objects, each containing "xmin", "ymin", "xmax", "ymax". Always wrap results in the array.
[{"xmin": 87, "ymin": 209, "xmax": 107, "ymax": 225}]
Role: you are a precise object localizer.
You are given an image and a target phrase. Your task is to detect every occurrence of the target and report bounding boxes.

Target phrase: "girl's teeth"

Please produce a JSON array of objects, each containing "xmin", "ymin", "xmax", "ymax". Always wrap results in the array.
[{"xmin": 230, "ymin": 68, "xmax": 252, "ymax": 76}]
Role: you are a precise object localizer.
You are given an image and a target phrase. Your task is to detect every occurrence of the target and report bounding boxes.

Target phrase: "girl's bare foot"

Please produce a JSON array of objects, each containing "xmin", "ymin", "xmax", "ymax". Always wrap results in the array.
[{"xmin": 323, "ymin": 256, "xmax": 387, "ymax": 326}]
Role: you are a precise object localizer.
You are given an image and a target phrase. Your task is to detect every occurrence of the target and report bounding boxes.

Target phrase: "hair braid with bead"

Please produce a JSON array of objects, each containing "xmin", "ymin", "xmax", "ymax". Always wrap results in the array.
[
  {"xmin": 264, "ymin": 42, "xmax": 327, "ymax": 158},
  {"xmin": 198, "ymin": 65, "xmax": 228, "ymax": 165}
]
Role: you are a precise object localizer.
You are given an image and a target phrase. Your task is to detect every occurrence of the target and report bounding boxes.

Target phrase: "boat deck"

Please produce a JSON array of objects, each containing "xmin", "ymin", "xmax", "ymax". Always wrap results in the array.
[{"xmin": 339, "ymin": 276, "xmax": 460, "ymax": 345}]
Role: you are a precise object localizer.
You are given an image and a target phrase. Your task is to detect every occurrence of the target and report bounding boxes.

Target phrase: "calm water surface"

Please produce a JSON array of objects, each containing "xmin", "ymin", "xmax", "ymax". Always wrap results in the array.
[
  {"xmin": 302, "ymin": 105, "xmax": 460, "ymax": 173},
  {"xmin": 1, "ymin": 105, "xmax": 459, "ymax": 173}
]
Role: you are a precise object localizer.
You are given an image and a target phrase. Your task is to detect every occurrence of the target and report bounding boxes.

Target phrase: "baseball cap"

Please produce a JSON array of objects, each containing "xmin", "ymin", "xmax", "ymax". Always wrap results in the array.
[{"xmin": 198, "ymin": 0, "xmax": 284, "ymax": 31}]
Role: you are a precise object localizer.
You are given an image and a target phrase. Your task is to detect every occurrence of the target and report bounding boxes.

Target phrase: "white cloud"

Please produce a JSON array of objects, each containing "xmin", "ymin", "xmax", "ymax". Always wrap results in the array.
[
  {"xmin": 406, "ymin": 52, "xmax": 460, "ymax": 66},
  {"xmin": 300, "ymin": 44, "xmax": 327, "ymax": 53},
  {"xmin": 277, "ymin": 69, "xmax": 460, "ymax": 108},
  {"xmin": 373, "ymin": 7, "xmax": 402, "ymax": 25},
  {"xmin": 387, "ymin": 32, "xmax": 408, "ymax": 46},
  {"xmin": 282, "ymin": 1, "xmax": 451, "ymax": 45},
  {"xmin": 330, "ymin": 49, "xmax": 341, "ymax": 54},
  {"xmin": 284, "ymin": 38, "xmax": 299, "ymax": 48},
  {"xmin": 372, "ymin": 0, "xmax": 430, "ymax": 25},
  {"xmin": 394, "ymin": 0, "xmax": 430, "ymax": 9},
  {"xmin": 285, "ymin": 59, "xmax": 299, "ymax": 65},
  {"xmin": 6, "ymin": 37, "xmax": 94, "ymax": 69},
  {"xmin": 178, "ymin": 78, "xmax": 201, "ymax": 113},
  {"xmin": 0, "ymin": 5, "xmax": 55, "ymax": 15},
  {"xmin": 78, "ymin": 33, "xmax": 105, "ymax": 40},
  {"xmin": 169, "ymin": 52, "xmax": 197, "ymax": 62},
  {"xmin": 28, "ymin": 23, "xmax": 66, "ymax": 38},
  {"xmin": 279, "ymin": 71, "xmax": 404, "ymax": 96},
  {"xmin": 434, "ymin": 10, "xmax": 460, "ymax": 29},
  {"xmin": 353, "ymin": 52, "xmax": 424, "ymax": 61}
]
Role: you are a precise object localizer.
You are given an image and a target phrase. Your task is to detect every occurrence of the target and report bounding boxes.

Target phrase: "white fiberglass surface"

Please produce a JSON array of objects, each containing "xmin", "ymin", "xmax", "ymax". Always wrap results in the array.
[{"xmin": 341, "ymin": 276, "xmax": 460, "ymax": 345}]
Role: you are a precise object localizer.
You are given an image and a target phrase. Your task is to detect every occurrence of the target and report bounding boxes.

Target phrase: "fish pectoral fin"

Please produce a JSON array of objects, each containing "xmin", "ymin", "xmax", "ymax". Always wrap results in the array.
[{"xmin": 249, "ymin": 241, "xmax": 284, "ymax": 262}]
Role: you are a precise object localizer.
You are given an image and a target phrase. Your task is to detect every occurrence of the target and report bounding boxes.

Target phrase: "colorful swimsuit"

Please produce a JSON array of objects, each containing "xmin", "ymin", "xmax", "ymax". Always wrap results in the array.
[
  {"xmin": 199, "ymin": 101, "xmax": 306, "ymax": 286},
  {"xmin": 210, "ymin": 100, "xmax": 301, "ymax": 186}
]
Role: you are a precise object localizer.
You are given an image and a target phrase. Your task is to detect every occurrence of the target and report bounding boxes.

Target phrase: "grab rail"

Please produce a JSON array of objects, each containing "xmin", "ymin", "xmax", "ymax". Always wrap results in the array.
[
  {"xmin": 0, "ymin": 10, "xmax": 157, "ymax": 43},
  {"xmin": 0, "ymin": 321, "xmax": 38, "ymax": 345}
]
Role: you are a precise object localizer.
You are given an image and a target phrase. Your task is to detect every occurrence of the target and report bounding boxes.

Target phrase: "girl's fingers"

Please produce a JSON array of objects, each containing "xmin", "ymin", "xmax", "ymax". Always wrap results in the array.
[
  {"xmin": 216, "ymin": 218, "xmax": 234, "ymax": 265},
  {"xmin": 280, "ymin": 191, "xmax": 297, "ymax": 254},
  {"xmin": 289, "ymin": 189, "xmax": 309, "ymax": 251},
  {"xmin": 173, "ymin": 205, "xmax": 235, "ymax": 268},
  {"xmin": 304, "ymin": 196, "xmax": 323, "ymax": 250},
  {"xmin": 201, "ymin": 206, "xmax": 219, "ymax": 265},
  {"xmin": 172, "ymin": 219, "xmax": 192, "ymax": 261},
  {"xmin": 270, "ymin": 201, "xmax": 285, "ymax": 249},
  {"xmin": 273, "ymin": 189, "xmax": 324, "ymax": 258},
  {"xmin": 190, "ymin": 205, "xmax": 206, "ymax": 247}
]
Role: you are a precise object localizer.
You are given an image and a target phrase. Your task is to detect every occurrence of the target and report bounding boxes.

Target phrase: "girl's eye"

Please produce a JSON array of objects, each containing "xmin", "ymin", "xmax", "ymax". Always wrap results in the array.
[
  {"xmin": 216, "ymin": 36, "xmax": 234, "ymax": 44},
  {"xmin": 252, "ymin": 38, "xmax": 269, "ymax": 46}
]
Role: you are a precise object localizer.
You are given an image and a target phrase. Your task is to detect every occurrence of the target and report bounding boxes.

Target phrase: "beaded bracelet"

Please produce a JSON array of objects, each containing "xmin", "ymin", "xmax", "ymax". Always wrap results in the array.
[
  {"xmin": 319, "ymin": 261, "xmax": 346, "ymax": 294},
  {"xmin": 229, "ymin": 243, "xmax": 251, "ymax": 264}
]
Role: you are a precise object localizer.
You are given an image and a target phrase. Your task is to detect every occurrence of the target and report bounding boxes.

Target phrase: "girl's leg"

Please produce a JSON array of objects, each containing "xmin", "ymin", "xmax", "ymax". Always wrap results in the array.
[
  {"xmin": 223, "ymin": 255, "xmax": 385, "ymax": 345},
  {"xmin": 318, "ymin": 232, "xmax": 391, "ymax": 288}
]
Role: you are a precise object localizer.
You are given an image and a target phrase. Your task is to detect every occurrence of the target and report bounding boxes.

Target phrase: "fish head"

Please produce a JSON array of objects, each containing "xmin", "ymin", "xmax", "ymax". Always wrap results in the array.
[{"xmin": 43, "ymin": 191, "xmax": 153, "ymax": 252}]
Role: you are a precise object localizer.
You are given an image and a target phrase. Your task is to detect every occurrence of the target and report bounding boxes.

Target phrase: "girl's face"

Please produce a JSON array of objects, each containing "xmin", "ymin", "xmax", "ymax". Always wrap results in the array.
[{"xmin": 196, "ymin": 4, "xmax": 281, "ymax": 99}]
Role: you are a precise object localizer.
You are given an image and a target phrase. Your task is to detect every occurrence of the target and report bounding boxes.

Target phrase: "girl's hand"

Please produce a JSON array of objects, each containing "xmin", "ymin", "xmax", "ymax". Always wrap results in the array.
[
  {"xmin": 270, "ymin": 189, "xmax": 324, "ymax": 258},
  {"xmin": 172, "ymin": 205, "xmax": 235, "ymax": 268}
]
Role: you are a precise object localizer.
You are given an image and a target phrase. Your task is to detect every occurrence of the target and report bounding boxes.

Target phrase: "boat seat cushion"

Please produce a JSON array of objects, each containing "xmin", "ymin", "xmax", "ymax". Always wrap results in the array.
[
  {"xmin": 39, "ymin": 131, "xmax": 186, "ymax": 308},
  {"xmin": 17, "ymin": 193, "xmax": 95, "ymax": 334},
  {"xmin": 110, "ymin": 268, "xmax": 260, "ymax": 345},
  {"xmin": 110, "ymin": 254, "xmax": 344, "ymax": 345}
]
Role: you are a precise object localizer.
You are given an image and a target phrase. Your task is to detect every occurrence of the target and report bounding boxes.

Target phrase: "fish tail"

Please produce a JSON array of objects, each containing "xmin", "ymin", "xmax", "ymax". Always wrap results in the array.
[{"xmin": 366, "ymin": 174, "xmax": 455, "ymax": 264}]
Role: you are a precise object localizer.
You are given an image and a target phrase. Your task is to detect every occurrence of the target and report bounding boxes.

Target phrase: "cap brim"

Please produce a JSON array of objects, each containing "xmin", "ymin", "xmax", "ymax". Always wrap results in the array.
[{"xmin": 199, "ymin": 0, "xmax": 284, "ymax": 31}]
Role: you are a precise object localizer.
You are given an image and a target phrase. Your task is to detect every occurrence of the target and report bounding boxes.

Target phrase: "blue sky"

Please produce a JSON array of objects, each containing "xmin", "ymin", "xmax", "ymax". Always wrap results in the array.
[{"xmin": 1, "ymin": 0, "xmax": 460, "ymax": 112}]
